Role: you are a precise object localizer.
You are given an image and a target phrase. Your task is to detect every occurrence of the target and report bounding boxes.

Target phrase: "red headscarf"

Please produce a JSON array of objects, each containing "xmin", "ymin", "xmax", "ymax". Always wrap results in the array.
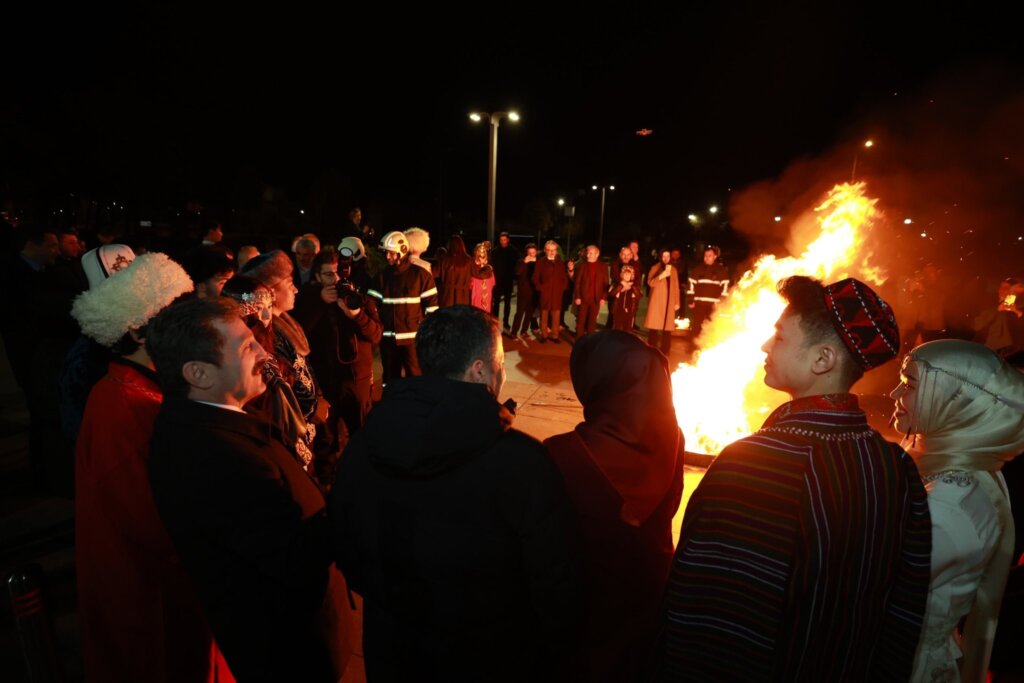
[{"xmin": 570, "ymin": 330, "xmax": 683, "ymax": 525}]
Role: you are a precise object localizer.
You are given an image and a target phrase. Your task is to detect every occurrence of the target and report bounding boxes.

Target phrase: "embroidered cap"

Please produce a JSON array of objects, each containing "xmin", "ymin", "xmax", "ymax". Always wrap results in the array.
[
  {"xmin": 823, "ymin": 278, "xmax": 900, "ymax": 370},
  {"xmin": 82, "ymin": 244, "xmax": 136, "ymax": 289}
]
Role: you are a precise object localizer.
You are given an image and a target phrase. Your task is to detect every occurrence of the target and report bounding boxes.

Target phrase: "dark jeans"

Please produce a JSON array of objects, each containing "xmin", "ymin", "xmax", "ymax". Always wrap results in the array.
[
  {"xmin": 511, "ymin": 297, "xmax": 536, "ymax": 336},
  {"xmin": 648, "ymin": 329, "xmax": 672, "ymax": 355},
  {"xmin": 492, "ymin": 282, "xmax": 515, "ymax": 326},
  {"xmin": 576, "ymin": 302, "xmax": 601, "ymax": 337},
  {"xmin": 380, "ymin": 341, "xmax": 420, "ymax": 385}
]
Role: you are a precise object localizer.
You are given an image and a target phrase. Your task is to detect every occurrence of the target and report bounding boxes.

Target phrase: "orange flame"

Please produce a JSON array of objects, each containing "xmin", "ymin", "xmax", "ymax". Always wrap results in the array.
[{"xmin": 673, "ymin": 182, "xmax": 885, "ymax": 454}]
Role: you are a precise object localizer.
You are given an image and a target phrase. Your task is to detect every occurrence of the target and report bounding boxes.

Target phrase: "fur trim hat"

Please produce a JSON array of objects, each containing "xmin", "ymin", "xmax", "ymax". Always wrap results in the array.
[
  {"xmin": 404, "ymin": 227, "xmax": 430, "ymax": 254},
  {"xmin": 81, "ymin": 244, "xmax": 136, "ymax": 289},
  {"xmin": 71, "ymin": 252, "xmax": 194, "ymax": 347},
  {"xmin": 240, "ymin": 249, "xmax": 293, "ymax": 285}
]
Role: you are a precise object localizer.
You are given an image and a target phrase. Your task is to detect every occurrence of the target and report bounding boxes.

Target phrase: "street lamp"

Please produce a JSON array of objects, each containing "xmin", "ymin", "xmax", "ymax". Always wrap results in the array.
[
  {"xmin": 592, "ymin": 184, "xmax": 615, "ymax": 249},
  {"xmin": 469, "ymin": 110, "xmax": 520, "ymax": 244},
  {"xmin": 851, "ymin": 139, "xmax": 874, "ymax": 181}
]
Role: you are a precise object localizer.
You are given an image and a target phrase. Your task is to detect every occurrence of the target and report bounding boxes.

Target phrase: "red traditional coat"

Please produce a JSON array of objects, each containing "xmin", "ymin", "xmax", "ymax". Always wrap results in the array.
[{"xmin": 76, "ymin": 359, "xmax": 232, "ymax": 682}]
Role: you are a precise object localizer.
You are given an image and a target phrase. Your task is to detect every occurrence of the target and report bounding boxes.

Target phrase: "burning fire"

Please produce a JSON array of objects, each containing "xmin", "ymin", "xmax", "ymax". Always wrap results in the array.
[{"xmin": 673, "ymin": 182, "xmax": 885, "ymax": 455}]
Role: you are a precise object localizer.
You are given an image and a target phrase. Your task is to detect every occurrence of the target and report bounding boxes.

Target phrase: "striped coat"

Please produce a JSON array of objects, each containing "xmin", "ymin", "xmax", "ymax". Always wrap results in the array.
[
  {"xmin": 661, "ymin": 394, "xmax": 931, "ymax": 682},
  {"xmin": 368, "ymin": 259, "xmax": 439, "ymax": 346}
]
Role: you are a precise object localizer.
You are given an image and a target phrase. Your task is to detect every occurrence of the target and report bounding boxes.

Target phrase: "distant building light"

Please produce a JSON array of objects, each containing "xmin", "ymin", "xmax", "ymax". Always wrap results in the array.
[
  {"xmin": 774, "ymin": 216, "xmax": 782, "ymax": 222},
  {"xmin": 709, "ymin": 205, "xmax": 719, "ymax": 214},
  {"xmin": 920, "ymin": 232, "xmax": 927, "ymax": 238},
  {"xmin": 903, "ymin": 218, "xmax": 913, "ymax": 224}
]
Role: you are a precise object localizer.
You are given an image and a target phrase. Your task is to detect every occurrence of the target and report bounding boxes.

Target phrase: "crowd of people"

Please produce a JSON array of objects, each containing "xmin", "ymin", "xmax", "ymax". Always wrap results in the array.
[{"xmin": 4, "ymin": 216, "xmax": 1024, "ymax": 682}]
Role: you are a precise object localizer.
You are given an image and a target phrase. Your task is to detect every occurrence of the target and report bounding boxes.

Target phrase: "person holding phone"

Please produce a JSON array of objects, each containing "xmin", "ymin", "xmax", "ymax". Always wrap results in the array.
[{"xmin": 644, "ymin": 249, "xmax": 679, "ymax": 355}]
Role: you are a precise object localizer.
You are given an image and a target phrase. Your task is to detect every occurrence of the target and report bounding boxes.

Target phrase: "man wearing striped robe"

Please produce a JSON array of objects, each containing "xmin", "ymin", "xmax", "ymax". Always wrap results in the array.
[{"xmin": 660, "ymin": 276, "xmax": 931, "ymax": 682}]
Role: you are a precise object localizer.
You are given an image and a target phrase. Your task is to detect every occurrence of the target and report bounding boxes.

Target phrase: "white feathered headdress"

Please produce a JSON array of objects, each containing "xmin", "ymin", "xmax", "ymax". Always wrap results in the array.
[{"xmin": 71, "ymin": 252, "xmax": 194, "ymax": 347}]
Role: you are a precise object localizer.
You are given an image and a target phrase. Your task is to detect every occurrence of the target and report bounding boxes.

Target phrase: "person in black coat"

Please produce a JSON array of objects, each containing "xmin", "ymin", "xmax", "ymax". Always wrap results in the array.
[
  {"xmin": 490, "ymin": 231, "xmax": 519, "ymax": 329},
  {"xmin": 330, "ymin": 305, "xmax": 583, "ymax": 681},
  {"xmin": 146, "ymin": 297, "xmax": 357, "ymax": 682},
  {"xmin": 293, "ymin": 249, "xmax": 383, "ymax": 482},
  {"xmin": 510, "ymin": 243, "xmax": 539, "ymax": 338}
]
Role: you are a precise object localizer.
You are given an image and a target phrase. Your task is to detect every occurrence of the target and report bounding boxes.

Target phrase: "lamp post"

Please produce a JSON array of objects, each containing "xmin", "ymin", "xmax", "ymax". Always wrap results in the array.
[
  {"xmin": 470, "ymin": 110, "xmax": 520, "ymax": 244},
  {"xmin": 591, "ymin": 184, "xmax": 615, "ymax": 249},
  {"xmin": 851, "ymin": 139, "xmax": 874, "ymax": 182}
]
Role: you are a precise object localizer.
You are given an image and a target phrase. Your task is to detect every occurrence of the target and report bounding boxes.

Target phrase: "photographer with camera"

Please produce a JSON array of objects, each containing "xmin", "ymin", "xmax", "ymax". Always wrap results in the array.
[{"xmin": 294, "ymin": 248, "xmax": 383, "ymax": 482}]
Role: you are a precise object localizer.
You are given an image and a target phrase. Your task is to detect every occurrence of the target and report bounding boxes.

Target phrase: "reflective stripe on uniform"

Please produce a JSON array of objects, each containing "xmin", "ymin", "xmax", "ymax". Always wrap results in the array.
[
  {"xmin": 382, "ymin": 297, "xmax": 422, "ymax": 304},
  {"xmin": 367, "ymin": 289, "xmax": 383, "ymax": 300},
  {"xmin": 420, "ymin": 287, "xmax": 438, "ymax": 299},
  {"xmin": 425, "ymin": 306, "xmax": 439, "ymax": 313},
  {"xmin": 695, "ymin": 296, "xmax": 721, "ymax": 303},
  {"xmin": 383, "ymin": 331, "xmax": 418, "ymax": 340}
]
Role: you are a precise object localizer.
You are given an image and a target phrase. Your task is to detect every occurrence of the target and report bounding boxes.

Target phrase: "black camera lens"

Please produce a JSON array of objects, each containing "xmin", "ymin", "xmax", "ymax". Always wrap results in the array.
[{"xmin": 335, "ymin": 280, "xmax": 364, "ymax": 309}]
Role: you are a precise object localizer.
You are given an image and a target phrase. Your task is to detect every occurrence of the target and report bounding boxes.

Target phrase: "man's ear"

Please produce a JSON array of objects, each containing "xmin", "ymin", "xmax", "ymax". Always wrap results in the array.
[
  {"xmin": 128, "ymin": 328, "xmax": 145, "ymax": 344},
  {"xmin": 463, "ymin": 358, "xmax": 486, "ymax": 385},
  {"xmin": 182, "ymin": 360, "xmax": 215, "ymax": 390},
  {"xmin": 812, "ymin": 343, "xmax": 841, "ymax": 376}
]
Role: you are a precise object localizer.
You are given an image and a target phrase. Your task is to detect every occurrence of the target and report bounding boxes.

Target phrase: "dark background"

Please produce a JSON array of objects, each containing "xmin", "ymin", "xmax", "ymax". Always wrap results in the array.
[{"xmin": 3, "ymin": 3, "xmax": 1022, "ymax": 271}]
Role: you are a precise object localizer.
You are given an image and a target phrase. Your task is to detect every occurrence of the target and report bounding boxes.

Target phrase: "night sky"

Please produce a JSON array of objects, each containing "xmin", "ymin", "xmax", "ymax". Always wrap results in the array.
[{"xmin": 4, "ymin": 3, "xmax": 1022, "ymax": 253}]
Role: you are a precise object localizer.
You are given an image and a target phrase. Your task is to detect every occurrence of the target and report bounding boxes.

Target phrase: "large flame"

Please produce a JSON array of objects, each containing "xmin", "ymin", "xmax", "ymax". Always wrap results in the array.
[{"xmin": 673, "ymin": 182, "xmax": 885, "ymax": 454}]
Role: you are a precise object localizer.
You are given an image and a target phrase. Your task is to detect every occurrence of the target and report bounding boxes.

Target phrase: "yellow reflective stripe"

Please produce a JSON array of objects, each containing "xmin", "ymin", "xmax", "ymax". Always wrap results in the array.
[
  {"xmin": 367, "ymin": 289, "xmax": 383, "ymax": 300},
  {"xmin": 425, "ymin": 306, "xmax": 439, "ymax": 313},
  {"xmin": 420, "ymin": 287, "xmax": 438, "ymax": 298},
  {"xmin": 383, "ymin": 331, "xmax": 418, "ymax": 340},
  {"xmin": 382, "ymin": 297, "xmax": 422, "ymax": 304}
]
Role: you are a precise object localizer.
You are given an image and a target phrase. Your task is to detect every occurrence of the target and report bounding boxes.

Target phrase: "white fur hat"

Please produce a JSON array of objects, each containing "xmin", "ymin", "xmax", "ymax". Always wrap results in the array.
[{"xmin": 71, "ymin": 252, "xmax": 194, "ymax": 347}]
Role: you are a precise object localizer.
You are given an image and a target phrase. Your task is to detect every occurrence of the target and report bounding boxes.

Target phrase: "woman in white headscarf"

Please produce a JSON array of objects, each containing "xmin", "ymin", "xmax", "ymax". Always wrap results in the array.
[{"xmin": 891, "ymin": 339, "xmax": 1024, "ymax": 683}]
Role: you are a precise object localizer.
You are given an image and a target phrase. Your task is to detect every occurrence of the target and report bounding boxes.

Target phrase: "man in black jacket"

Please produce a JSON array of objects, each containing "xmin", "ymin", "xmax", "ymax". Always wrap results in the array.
[
  {"xmin": 293, "ymin": 248, "xmax": 383, "ymax": 482},
  {"xmin": 330, "ymin": 305, "xmax": 583, "ymax": 681},
  {"xmin": 490, "ymin": 231, "xmax": 519, "ymax": 330},
  {"xmin": 146, "ymin": 298, "xmax": 356, "ymax": 682}
]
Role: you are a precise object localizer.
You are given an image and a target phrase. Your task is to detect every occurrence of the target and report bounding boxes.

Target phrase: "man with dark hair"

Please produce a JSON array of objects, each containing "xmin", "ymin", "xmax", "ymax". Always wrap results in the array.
[
  {"xmin": 330, "ymin": 304, "xmax": 582, "ymax": 680},
  {"xmin": 146, "ymin": 297, "xmax": 356, "ymax": 682},
  {"xmin": 660, "ymin": 276, "xmax": 931, "ymax": 681},
  {"xmin": 179, "ymin": 245, "xmax": 237, "ymax": 299},
  {"xmin": 490, "ymin": 231, "xmax": 519, "ymax": 330},
  {"xmin": 686, "ymin": 244, "xmax": 729, "ymax": 339},
  {"xmin": 200, "ymin": 218, "xmax": 223, "ymax": 246},
  {"xmin": 293, "ymin": 248, "xmax": 383, "ymax": 479}
]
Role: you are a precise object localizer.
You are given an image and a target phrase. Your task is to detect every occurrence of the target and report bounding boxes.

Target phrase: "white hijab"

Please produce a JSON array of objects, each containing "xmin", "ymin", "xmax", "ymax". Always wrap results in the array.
[{"xmin": 901, "ymin": 339, "xmax": 1024, "ymax": 683}]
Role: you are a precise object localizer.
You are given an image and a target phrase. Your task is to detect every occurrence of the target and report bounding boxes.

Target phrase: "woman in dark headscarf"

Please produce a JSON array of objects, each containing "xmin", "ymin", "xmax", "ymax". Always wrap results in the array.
[
  {"xmin": 438, "ymin": 235, "xmax": 472, "ymax": 307},
  {"xmin": 544, "ymin": 330, "xmax": 685, "ymax": 682},
  {"xmin": 221, "ymin": 274, "xmax": 316, "ymax": 473}
]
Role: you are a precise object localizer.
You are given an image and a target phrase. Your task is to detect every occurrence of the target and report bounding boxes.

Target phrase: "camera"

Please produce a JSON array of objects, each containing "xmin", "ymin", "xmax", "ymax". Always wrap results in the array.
[{"xmin": 335, "ymin": 279, "xmax": 364, "ymax": 310}]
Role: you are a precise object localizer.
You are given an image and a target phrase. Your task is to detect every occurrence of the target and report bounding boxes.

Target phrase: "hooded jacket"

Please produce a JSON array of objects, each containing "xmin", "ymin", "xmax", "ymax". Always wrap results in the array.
[{"xmin": 330, "ymin": 376, "xmax": 583, "ymax": 681}]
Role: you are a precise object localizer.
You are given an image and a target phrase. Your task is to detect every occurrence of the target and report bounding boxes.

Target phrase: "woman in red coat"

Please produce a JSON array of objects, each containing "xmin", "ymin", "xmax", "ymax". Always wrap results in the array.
[{"xmin": 544, "ymin": 330, "xmax": 685, "ymax": 682}]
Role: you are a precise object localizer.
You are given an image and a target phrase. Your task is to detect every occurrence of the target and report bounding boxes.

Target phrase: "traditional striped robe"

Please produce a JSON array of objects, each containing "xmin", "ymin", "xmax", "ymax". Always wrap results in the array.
[{"xmin": 661, "ymin": 394, "xmax": 931, "ymax": 682}]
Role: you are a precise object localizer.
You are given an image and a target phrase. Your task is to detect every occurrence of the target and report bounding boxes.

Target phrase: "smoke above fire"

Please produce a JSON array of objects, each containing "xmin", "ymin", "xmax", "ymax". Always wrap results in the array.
[
  {"xmin": 728, "ymin": 62, "xmax": 1024, "ymax": 326},
  {"xmin": 673, "ymin": 63, "xmax": 1024, "ymax": 455}
]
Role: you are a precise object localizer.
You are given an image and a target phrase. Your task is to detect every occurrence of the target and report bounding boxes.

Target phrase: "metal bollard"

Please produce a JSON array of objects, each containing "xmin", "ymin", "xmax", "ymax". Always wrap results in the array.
[{"xmin": 7, "ymin": 564, "xmax": 63, "ymax": 682}]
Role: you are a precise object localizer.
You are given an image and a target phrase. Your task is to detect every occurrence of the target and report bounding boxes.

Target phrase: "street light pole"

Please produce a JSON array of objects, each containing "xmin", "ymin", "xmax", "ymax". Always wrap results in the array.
[
  {"xmin": 592, "ymin": 184, "xmax": 615, "ymax": 249},
  {"xmin": 851, "ymin": 139, "xmax": 874, "ymax": 182},
  {"xmin": 470, "ymin": 110, "xmax": 519, "ymax": 245}
]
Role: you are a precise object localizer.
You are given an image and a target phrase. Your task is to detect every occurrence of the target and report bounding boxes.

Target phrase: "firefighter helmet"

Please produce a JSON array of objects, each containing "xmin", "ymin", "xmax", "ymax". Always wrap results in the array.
[{"xmin": 379, "ymin": 231, "xmax": 410, "ymax": 256}]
